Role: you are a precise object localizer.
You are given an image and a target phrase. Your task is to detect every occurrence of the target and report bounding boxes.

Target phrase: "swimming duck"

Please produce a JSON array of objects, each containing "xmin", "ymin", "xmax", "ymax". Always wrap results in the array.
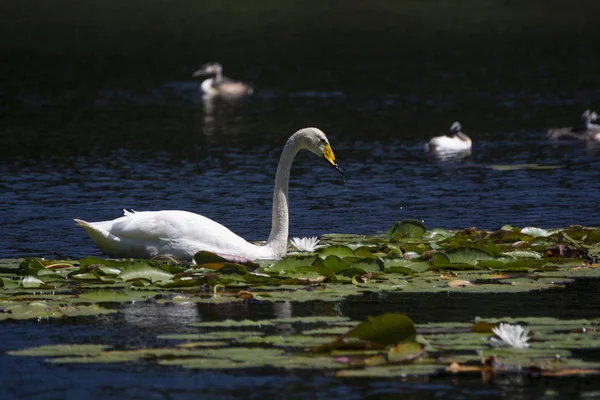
[
  {"xmin": 425, "ymin": 121, "xmax": 472, "ymax": 152},
  {"xmin": 192, "ymin": 62, "xmax": 253, "ymax": 97},
  {"xmin": 547, "ymin": 109, "xmax": 600, "ymax": 141},
  {"xmin": 75, "ymin": 128, "xmax": 343, "ymax": 261}
]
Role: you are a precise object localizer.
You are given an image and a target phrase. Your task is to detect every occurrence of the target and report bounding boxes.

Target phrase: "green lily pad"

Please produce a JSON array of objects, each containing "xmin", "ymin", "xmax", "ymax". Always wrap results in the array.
[
  {"xmin": 18, "ymin": 258, "xmax": 46, "ymax": 276},
  {"xmin": 346, "ymin": 313, "xmax": 417, "ymax": 345},
  {"xmin": 190, "ymin": 319, "xmax": 275, "ymax": 328},
  {"xmin": 347, "ymin": 258, "xmax": 384, "ymax": 273},
  {"xmin": 487, "ymin": 164, "xmax": 562, "ymax": 171},
  {"xmin": 8, "ymin": 344, "xmax": 109, "ymax": 357},
  {"xmin": 314, "ymin": 259, "xmax": 338, "ymax": 282},
  {"xmin": 192, "ymin": 251, "xmax": 229, "ymax": 266},
  {"xmin": 446, "ymin": 247, "xmax": 496, "ymax": 264},
  {"xmin": 318, "ymin": 245, "xmax": 355, "ymax": 258},
  {"xmin": 386, "ymin": 220, "xmax": 426, "ymax": 241},
  {"xmin": 322, "ymin": 255, "xmax": 350, "ymax": 273},
  {"xmin": 267, "ymin": 256, "xmax": 316, "ymax": 273},
  {"xmin": 118, "ymin": 261, "xmax": 174, "ymax": 283},
  {"xmin": 78, "ymin": 290, "xmax": 155, "ymax": 303}
]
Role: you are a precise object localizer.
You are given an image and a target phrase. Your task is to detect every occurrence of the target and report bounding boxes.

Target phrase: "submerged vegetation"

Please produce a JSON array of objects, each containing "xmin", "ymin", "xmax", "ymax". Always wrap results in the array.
[{"xmin": 2, "ymin": 221, "xmax": 599, "ymax": 377}]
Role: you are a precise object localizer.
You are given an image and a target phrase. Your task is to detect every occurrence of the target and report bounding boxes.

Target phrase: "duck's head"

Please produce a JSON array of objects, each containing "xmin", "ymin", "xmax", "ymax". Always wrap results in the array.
[
  {"xmin": 296, "ymin": 127, "xmax": 344, "ymax": 175},
  {"xmin": 449, "ymin": 121, "xmax": 462, "ymax": 134},
  {"xmin": 192, "ymin": 62, "xmax": 223, "ymax": 78}
]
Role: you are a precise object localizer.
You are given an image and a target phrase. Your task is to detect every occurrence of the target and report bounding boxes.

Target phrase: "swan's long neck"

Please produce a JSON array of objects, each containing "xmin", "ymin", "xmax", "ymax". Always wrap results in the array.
[{"xmin": 266, "ymin": 134, "xmax": 303, "ymax": 258}]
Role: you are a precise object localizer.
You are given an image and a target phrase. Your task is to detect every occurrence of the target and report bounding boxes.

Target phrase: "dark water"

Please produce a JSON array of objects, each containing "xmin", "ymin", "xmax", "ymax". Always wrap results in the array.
[
  {"xmin": 2, "ymin": 280, "xmax": 600, "ymax": 399},
  {"xmin": 1, "ymin": 1, "xmax": 600, "ymax": 398}
]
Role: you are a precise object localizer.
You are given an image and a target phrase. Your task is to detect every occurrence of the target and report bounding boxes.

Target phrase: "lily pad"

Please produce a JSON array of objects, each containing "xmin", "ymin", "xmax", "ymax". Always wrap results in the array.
[
  {"xmin": 8, "ymin": 344, "xmax": 109, "ymax": 357},
  {"xmin": 386, "ymin": 220, "xmax": 426, "ymax": 241},
  {"xmin": 118, "ymin": 261, "xmax": 174, "ymax": 283},
  {"xmin": 318, "ymin": 245, "xmax": 356, "ymax": 259}
]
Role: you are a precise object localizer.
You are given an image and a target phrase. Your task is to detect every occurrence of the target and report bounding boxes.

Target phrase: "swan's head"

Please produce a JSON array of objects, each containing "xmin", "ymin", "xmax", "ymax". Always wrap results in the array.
[
  {"xmin": 296, "ymin": 127, "xmax": 344, "ymax": 174},
  {"xmin": 449, "ymin": 121, "xmax": 462, "ymax": 134},
  {"xmin": 192, "ymin": 62, "xmax": 223, "ymax": 78}
]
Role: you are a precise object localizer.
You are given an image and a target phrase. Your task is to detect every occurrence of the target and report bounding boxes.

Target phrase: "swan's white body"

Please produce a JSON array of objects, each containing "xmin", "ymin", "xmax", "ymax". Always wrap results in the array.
[
  {"xmin": 75, "ymin": 128, "xmax": 341, "ymax": 260},
  {"xmin": 425, "ymin": 121, "xmax": 472, "ymax": 153},
  {"xmin": 193, "ymin": 62, "xmax": 253, "ymax": 98}
]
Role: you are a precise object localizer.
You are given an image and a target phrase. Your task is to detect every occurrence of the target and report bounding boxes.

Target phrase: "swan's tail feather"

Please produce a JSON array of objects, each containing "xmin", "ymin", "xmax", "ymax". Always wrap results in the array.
[
  {"xmin": 74, "ymin": 218, "xmax": 92, "ymax": 228},
  {"xmin": 74, "ymin": 218, "xmax": 110, "ymax": 239},
  {"xmin": 75, "ymin": 218, "xmax": 125, "ymax": 257}
]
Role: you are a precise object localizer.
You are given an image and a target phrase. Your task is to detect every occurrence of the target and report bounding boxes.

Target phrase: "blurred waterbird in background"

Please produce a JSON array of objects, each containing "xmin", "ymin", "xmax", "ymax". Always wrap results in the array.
[
  {"xmin": 547, "ymin": 109, "xmax": 600, "ymax": 142},
  {"xmin": 425, "ymin": 121, "xmax": 472, "ymax": 153},
  {"xmin": 192, "ymin": 62, "xmax": 253, "ymax": 98}
]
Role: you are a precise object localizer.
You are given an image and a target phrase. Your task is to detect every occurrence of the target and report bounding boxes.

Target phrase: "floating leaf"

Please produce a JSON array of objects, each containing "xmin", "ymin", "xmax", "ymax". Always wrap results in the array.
[
  {"xmin": 448, "ymin": 280, "xmax": 473, "ymax": 288},
  {"xmin": 267, "ymin": 256, "xmax": 316, "ymax": 273},
  {"xmin": 365, "ymin": 341, "xmax": 426, "ymax": 366},
  {"xmin": 314, "ymin": 259, "xmax": 338, "ymax": 282},
  {"xmin": 18, "ymin": 258, "xmax": 46, "ymax": 276},
  {"xmin": 219, "ymin": 263, "xmax": 251, "ymax": 275},
  {"xmin": 346, "ymin": 313, "xmax": 416, "ymax": 345},
  {"xmin": 322, "ymin": 255, "xmax": 350, "ymax": 273},
  {"xmin": 403, "ymin": 262, "xmax": 431, "ymax": 273},
  {"xmin": 8, "ymin": 344, "xmax": 109, "ymax": 357},
  {"xmin": 471, "ymin": 322, "xmax": 496, "ymax": 333},
  {"xmin": 354, "ymin": 246, "xmax": 378, "ymax": 259},
  {"xmin": 192, "ymin": 251, "xmax": 229, "ymax": 266},
  {"xmin": 79, "ymin": 257, "xmax": 120, "ymax": 269},
  {"xmin": 0, "ymin": 277, "xmax": 19, "ymax": 288},
  {"xmin": 487, "ymin": 164, "xmax": 561, "ymax": 171},
  {"xmin": 118, "ymin": 261, "xmax": 174, "ymax": 283},
  {"xmin": 347, "ymin": 258, "xmax": 384, "ymax": 273},
  {"xmin": 386, "ymin": 220, "xmax": 426, "ymax": 241},
  {"xmin": 78, "ymin": 290, "xmax": 154, "ymax": 303},
  {"xmin": 429, "ymin": 252, "xmax": 451, "ymax": 265},
  {"xmin": 446, "ymin": 247, "xmax": 496, "ymax": 263},
  {"xmin": 318, "ymin": 245, "xmax": 355, "ymax": 259}
]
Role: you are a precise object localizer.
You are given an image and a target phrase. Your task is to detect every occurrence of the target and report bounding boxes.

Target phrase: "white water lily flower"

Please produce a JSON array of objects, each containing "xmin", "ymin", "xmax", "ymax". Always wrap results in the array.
[
  {"xmin": 290, "ymin": 237, "xmax": 320, "ymax": 252},
  {"xmin": 491, "ymin": 323, "xmax": 530, "ymax": 349}
]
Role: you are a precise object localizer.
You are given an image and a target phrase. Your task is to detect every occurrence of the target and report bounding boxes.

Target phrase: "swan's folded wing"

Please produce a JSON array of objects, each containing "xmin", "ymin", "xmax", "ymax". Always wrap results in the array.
[
  {"xmin": 107, "ymin": 211, "xmax": 194, "ymax": 241},
  {"xmin": 107, "ymin": 210, "xmax": 247, "ymax": 246}
]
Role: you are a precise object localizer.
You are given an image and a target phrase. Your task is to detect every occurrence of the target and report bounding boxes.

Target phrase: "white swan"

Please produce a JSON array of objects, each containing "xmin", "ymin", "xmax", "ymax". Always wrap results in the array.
[
  {"xmin": 425, "ymin": 121, "xmax": 472, "ymax": 153},
  {"xmin": 192, "ymin": 62, "xmax": 253, "ymax": 98},
  {"xmin": 75, "ymin": 127, "xmax": 343, "ymax": 260}
]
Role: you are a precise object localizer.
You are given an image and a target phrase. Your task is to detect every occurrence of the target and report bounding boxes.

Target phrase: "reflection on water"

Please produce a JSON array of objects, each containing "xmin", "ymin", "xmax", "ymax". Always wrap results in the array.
[
  {"xmin": 426, "ymin": 149, "xmax": 472, "ymax": 162},
  {"xmin": 122, "ymin": 301, "xmax": 200, "ymax": 328}
]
